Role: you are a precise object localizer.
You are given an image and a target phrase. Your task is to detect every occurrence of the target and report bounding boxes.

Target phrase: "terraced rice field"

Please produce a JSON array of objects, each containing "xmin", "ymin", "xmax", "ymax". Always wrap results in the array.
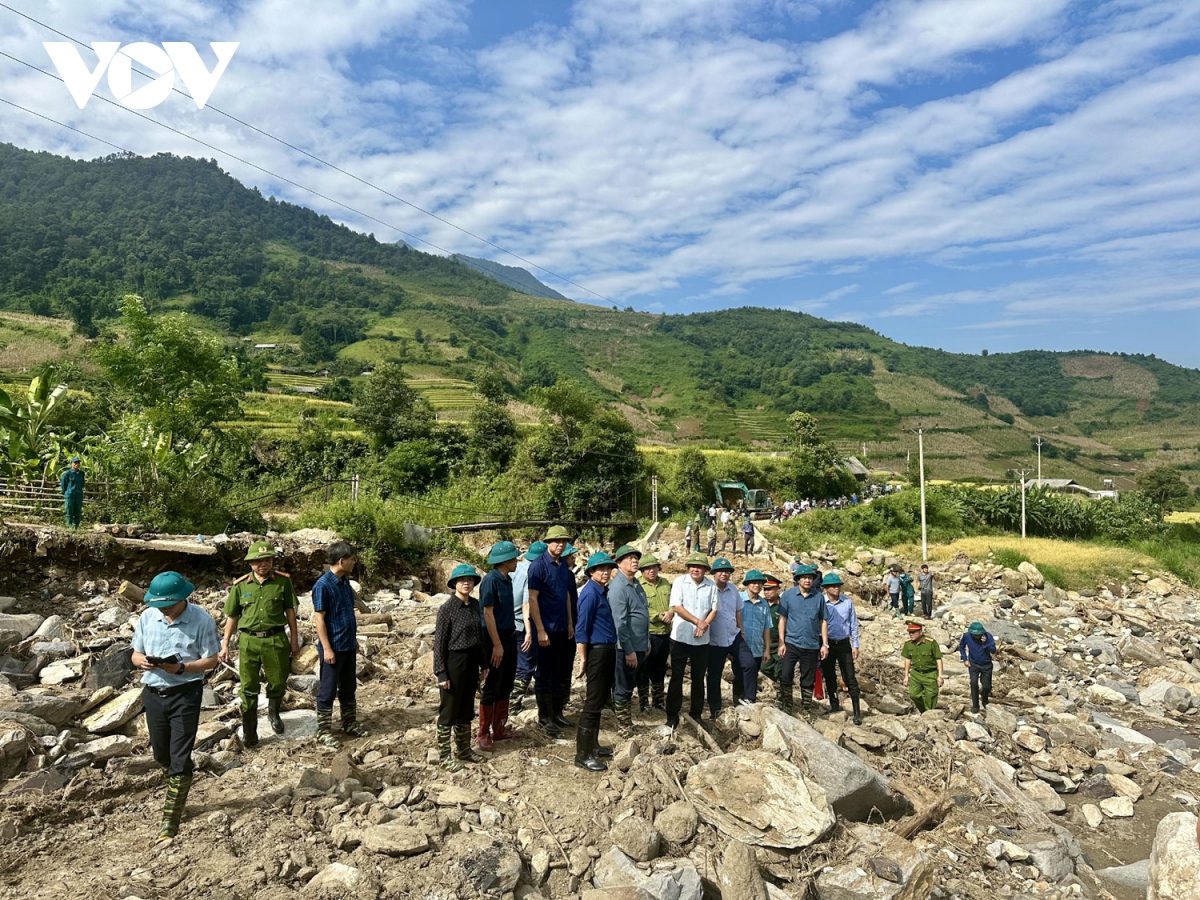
[{"xmin": 406, "ymin": 378, "xmax": 482, "ymax": 411}]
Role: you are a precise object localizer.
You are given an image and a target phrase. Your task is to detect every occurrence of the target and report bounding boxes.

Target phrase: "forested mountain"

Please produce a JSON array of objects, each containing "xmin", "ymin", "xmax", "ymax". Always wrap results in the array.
[
  {"xmin": 451, "ymin": 254, "xmax": 570, "ymax": 301},
  {"xmin": 2, "ymin": 141, "xmax": 1200, "ymax": 470}
]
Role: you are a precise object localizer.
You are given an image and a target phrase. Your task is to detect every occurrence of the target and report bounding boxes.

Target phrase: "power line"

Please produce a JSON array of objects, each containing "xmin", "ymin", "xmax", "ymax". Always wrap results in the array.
[{"xmin": 0, "ymin": 3, "xmax": 611, "ymax": 304}]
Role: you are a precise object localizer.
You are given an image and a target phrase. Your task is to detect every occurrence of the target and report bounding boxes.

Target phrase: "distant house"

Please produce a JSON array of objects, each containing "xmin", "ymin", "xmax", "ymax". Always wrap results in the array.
[
  {"xmin": 253, "ymin": 343, "xmax": 277, "ymax": 350},
  {"xmin": 842, "ymin": 456, "xmax": 871, "ymax": 481},
  {"xmin": 1024, "ymin": 478, "xmax": 1103, "ymax": 498},
  {"xmin": 290, "ymin": 385, "xmax": 320, "ymax": 395}
]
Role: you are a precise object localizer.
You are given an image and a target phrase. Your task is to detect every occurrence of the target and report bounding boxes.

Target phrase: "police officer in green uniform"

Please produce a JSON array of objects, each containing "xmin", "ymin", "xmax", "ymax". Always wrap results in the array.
[
  {"xmin": 220, "ymin": 541, "xmax": 299, "ymax": 747},
  {"xmin": 901, "ymin": 621, "xmax": 944, "ymax": 713}
]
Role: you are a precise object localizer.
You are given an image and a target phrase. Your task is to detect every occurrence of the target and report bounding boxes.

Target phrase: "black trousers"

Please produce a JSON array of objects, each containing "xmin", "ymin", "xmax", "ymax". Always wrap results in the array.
[
  {"xmin": 921, "ymin": 592, "xmax": 933, "ymax": 617},
  {"xmin": 821, "ymin": 638, "xmax": 859, "ymax": 699},
  {"xmin": 481, "ymin": 629, "xmax": 519, "ymax": 704},
  {"xmin": 316, "ymin": 648, "xmax": 357, "ymax": 710},
  {"xmin": 638, "ymin": 633, "xmax": 671, "ymax": 695},
  {"xmin": 534, "ymin": 630, "xmax": 575, "ymax": 704},
  {"xmin": 666, "ymin": 641, "xmax": 709, "ymax": 722},
  {"xmin": 142, "ymin": 681, "xmax": 203, "ymax": 778},
  {"xmin": 581, "ymin": 644, "xmax": 616, "ymax": 732},
  {"xmin": 438, "ymin": 648, "xmax": 481, "ymax": 726},
  {"xmin": 779, "ymin": 645, "xmax": 819, "ymax": 692},
  {"xmin": 969, "ymin": 662, "xmax": 993, "ymax": 708},
  {"xmin": 706, "ymin": 635, "xmax": 746, "ymax": 716}
]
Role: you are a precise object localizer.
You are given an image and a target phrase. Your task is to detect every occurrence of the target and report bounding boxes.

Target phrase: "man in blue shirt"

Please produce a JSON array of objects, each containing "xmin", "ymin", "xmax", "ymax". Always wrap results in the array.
[
  {"xmin": 131, "ymin": 571, "xmax": 220, "ymax": 844},
  {"xmin": 312, "ymin": 541, "xmax": 361, "ymax": 748},
  {"xmin": 738, "ymin": 571, "xmax": 772, "ymax": 703},
  {"xmin": 958, "ymin": 621, "xmax": 997, "ymax": 713},
  {"xmin": 705, "ymin": 558, "xmax": 745, "ymax": 719},
  {"xmin": 819, "ymin": 573, "xmax": 863, "ymax": 724},
  {"xmin": 574, "ymin": 552, "xmax": 618, "ymax": 771},
  {"xmin": 777, "ymin": 564, "xmax": 828, "ymax": 720},
  {"xmin": 527, "ymin": 526, "xmax": 579, "ymax": 736},
  {"xmin": 511, "ymin": 541, "xmax": 547, "ymax": 709},
  {"xmin": 478, "ymin": 541, "xmax": 524, "ymax": 750},
  {"xmin": 609, "ymin": 544, "xmax": 649, "ymax": 737}
]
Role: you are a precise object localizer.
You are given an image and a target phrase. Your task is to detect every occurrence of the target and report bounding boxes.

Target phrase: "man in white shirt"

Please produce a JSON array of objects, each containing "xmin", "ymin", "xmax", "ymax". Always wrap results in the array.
[{"xmin": 665, "ymin": 552, "xmax": 719, "ymax": 730}]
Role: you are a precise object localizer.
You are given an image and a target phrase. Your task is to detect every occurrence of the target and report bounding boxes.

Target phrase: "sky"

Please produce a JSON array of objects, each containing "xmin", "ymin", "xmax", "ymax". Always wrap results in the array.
[{"xmin": 2, "ymin": 0, "xmax": 1199, "ymax": 366}]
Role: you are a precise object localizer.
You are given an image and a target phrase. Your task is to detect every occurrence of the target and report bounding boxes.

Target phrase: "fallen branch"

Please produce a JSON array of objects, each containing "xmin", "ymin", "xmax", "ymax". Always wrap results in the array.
[
  {"xmin": 534, "ymin": 803, "xmax": 570, "ymax": 866},
  {"xmin": 680, "ymin": 713, "xmax": 722, "ymax": 753},
  {"xmin": 891, "ymin": 795, "xmax": 953, "ymax": 840}
]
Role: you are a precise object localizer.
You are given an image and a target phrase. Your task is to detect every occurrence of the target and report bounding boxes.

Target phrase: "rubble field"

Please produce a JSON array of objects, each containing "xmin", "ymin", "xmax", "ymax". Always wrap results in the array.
[{"xmin": 0, "ymin": 524, "xmax": 1198, "ymax": 900}]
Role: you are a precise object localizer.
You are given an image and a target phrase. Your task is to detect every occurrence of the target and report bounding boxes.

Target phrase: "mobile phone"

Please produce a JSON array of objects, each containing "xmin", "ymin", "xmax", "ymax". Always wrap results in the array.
[{"xmin": 146, "ymin": 654, "xmax": 180, "ymax": 666}]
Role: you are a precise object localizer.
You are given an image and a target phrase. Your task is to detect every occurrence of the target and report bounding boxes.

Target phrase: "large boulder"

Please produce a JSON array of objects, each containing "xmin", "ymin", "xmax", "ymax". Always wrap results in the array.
[
  {"xmin": 0, "ymin": 614, "xmax": 45, "ymax": 648},
  {"xmin": 80, "ymin": 688, "xmax": 143, "ymax": 733},
  {"xmin": 984, "ymin": 619, "xmax": 1032, "ymax": 646},
  {"xmin": 686, "ymin": 750, "xmax": 835, "ymax": 849},
  {"xmin": 0, "ymin": 728, "xmax": 30, "ymax": 779},
  {"xmin": 610, "ymin": 816, "xmax": 660, "ymax": 862},
  {"xmin": 1018, "ymin": 562, "xmax": 1044, "ymax": 588},
  {"xmin": 1148, "ymin": 813, "xmax": 1200, "ymax": 900},
  {"xmin": 1119, "ymin": 634, "xmax": 1167, "ymax": 667},
  {"xmin": 814, "ymin": 825, "xmax": 933, "ymax": 900},
  {"xmin": 718, "ymin": 841, "xmax": 769, "ymax": 900},
  {"xmin": 754, "ymin": 706, "xmax": 897, "ymax": 820},
  {"xmin": 1001, "ymin": 570, "xmax": 1028, "ymax": 598},
  {"xmin": 592, "ymin": 847, "xmax": 702, "ymax": 900}
]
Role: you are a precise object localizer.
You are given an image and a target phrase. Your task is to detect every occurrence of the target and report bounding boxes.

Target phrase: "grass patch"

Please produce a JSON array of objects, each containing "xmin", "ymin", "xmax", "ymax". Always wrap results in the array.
[{"xmin": 924, "ymin": 536, "xmax": 1157, "ymax": 590}]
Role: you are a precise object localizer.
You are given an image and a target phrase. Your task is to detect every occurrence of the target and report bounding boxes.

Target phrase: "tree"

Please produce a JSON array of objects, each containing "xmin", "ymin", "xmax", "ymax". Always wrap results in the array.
[
  {"xmin": 473, "ymin": 368, "xmax": 509, "ymax": 405},
  {"xmin": 464, "ymin": 402, "xmax": 519, "ymax": 474},
  {"xmin": 351, "ymin": 362, "xmax": 433, "ymax": 450},
  {"xmin": 300, "ymin": 326, "xmax": 334, "ymax": 362},
  {"xmin": 783, "ymin": 411, "xmax": 852, "ymax": 498},
  {"xmin": 1135, "ymin": 465, "xmax": 1190, "ymax": 511},
  {"xmin": 94, "ymin": 295, "xmax": 243, "ymax": 442},
  {"xmin": 671, "ymin": 447, "xmax": 710, "ymax": 510},
  {"xmin": 317, "ymin": 377, "xmax": 355, "ymax": 403}
]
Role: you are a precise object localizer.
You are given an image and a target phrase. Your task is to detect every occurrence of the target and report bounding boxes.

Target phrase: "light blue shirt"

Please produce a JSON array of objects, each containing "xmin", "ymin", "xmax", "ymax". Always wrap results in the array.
[
  {"xmin": 740, "ymin": 592, "xmax": 773, "ymax": 657},
  {"xmin": 823, "ymin": 594, "xmax": 860, "ymax": 649},
  {"xmin": 669, "ymin": 574, "xmax": 719, "ymax": 646},
  {"xmin": 512, "ymin": 560, "xmax": 531, "ymax": 631},
  {"xmin": 708, "ymin": 582, "xmax": 743, "ymax": 648},
  {"xmin": 131, "ymin": 602, "xmax": 220, "ymax": 689}
]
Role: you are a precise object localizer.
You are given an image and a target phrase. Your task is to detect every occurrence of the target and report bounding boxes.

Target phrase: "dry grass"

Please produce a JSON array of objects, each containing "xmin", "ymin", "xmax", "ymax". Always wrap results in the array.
[
  {"xmin": 1167, "ymin": 511, "xmax": 1200, "ymax": 523},
  {"xmin": 916, "ymin": 536, "xmax": 1159, "ymax": 589}
]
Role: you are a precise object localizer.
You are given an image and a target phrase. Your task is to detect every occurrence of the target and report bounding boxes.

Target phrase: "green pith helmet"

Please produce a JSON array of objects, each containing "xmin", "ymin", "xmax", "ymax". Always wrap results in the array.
[
  {"xmin": 144, "ymin": 571, "xmax": 194, "ymax": 608},
  {"xmin": 710, "ymin": 557, "xmax": 734, "ymax": 573},
  {"xmin": 564, "ymin": 543, "xmax": 579, "ymax": 557},
  {"xmin": 822, "ymin": 572, "xmax": 844, "ymax": 587},
  {"xmin": 613, "ymin": 544, "xmax": 641, "ymax": 562},
  {"xmin": 245, "ymin": 540, "xmax": 277, "ymax": 561},
  {"xmin": 544, "ymin": 525, "xmax": 573, "ymax": 541},
  {"xmin": 794, "ymin": 563, "xmax": 819, "ymax": 577},
  {"xmin": 685, "ymin": 551, "xmax": 711, "ymax": 569},
  {"xmin": 487, "ymin": 541, "xmax": 520, "ymax": 565},
  {"xmin": 743, "ymin": 569, "xmax": 766, "ymax": 584},
  {"xmin": 525, "ymin": 541, "xmax": 548, "ymax": 562},
  {"xmin": 639, "ymin": 553, "xmax": 661, "ymax": 568},
  {"xmin": 447, "ymin": 564, "xmax": 481, "ymax": 589},
  {"xmin": 586, "ymin": 551, "xmax": 616, "ymax": 572},
  {"xmin": 968, "ymin": 622, "xmax": 987, "ymax": 636}
]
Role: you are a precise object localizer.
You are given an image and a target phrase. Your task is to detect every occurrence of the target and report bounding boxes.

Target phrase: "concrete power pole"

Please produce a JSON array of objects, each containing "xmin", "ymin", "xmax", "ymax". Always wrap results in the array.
[
  {"xmin": 1035, "ymin": 437, "xmax": 1044, "ymax": 483},
  {"xmin": 909, "ymin": 427, "xmax": 928, "ymax": 561},
  {"xmin": 1017, "ymin": 469, "xmax": 1029, "ymax": 539},
  {"xmin": 652, "ymin": 475, "xmax": 659, "ymax": 522}
]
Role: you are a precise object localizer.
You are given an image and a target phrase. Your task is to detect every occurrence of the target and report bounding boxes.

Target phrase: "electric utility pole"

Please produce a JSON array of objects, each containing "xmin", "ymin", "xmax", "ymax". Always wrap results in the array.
[
  {"xmin": 1035, "ymin": 436, "xmax": 1044, "ymax": 483},
  {"xmin": 1017, "ymin": 469, "xmax": 1029, "ymax": 539},
  {"xmin": 910, "ymin": 427, "xmax": 929, "ymax": 561}
]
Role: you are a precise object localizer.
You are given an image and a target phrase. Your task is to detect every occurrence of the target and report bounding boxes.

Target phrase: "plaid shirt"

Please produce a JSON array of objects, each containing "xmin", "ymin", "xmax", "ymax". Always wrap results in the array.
[{"xmin": 313, "ymin": 569, "xmax": 357, "ymax": 652}]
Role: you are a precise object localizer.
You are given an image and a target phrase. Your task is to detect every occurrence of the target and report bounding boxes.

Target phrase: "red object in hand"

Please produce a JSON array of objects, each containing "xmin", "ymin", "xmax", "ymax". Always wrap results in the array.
[{"xmin": 813, "ymin": 669, "xmax": 824, "ymax": 700}]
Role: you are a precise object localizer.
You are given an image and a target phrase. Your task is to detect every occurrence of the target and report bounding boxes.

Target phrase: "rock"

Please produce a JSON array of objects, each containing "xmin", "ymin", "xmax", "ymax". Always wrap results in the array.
[
  {"xmin": 298, "ymin": 768, "xmax": 338, "ymax": 792},
  {"xmin": 39, "ymin": 656, "xmax": 87, "ymax": 685},
  {"xmin": 531, "ymin": 849, "xmax": 551, "ymax": 883},
  {"xmin": 1120, "ymin": 634, "xmax": 1167, "ymax": 667},
  {"xmin": 360, "ymin": 822, "xmax": 431, "ymax": 856},
  {"xmin": 985, "ymin": 619, "xmax": 1032, "ymax": 646},
  {"xmin": 32, "ymin": 615, "xmax": 66, "ymax": 641},
  {"xmin": 0, "ymin": 711, "xmax": 55, "ymax": 737},
  {"xmin": 1082, "ymin": 804, "xmax": 1103, "ymax": 828},
  {"xmin": 80, "ymin": 687, "xmax": 142, "ymax": 733},
  {"xmin": 985, "ymin": 704, "xmax": 1019, "ymax": 735},
  {"xmin": 1100, "ymin": 797, "xmax": 1134, "ymax": 818},
  {"xmin": 1080, "ymin": 637, "xmax": 1121, "ymax": 665},
  {"xmin": 1021, "ymin": 779, "xmax": 1066, "ymax": 813},
  {"xmin": 654, "ymin": 801, "xmax": 699, "ymax": 845},
  {"xmin": 378, "ymin": 786, "xmax": 409, "ymax": 808},
  {"xmin": 1143, "ymin": 577, "xmax": 1173, "ymax": 595},
  {"xmin": 1096, "ymin": 859, "xmax": 1150, "ymax": 892},
  {"xmin": 76, "ymin": 735, "xmax": 134, "ymax": 760},
  {"xmin": 444, "ymin": 832, "xmax": 522, "ymax": 892},
  {"xmin": 1042, "ymin": 582, "xmax": 1067, "ymax": 606},
  {"xmin": 815, "ymin": 825, "xmax": 933, "ymax": 900},
  {"xmin": 1079, "ymin": 774, "xmax": 1117, "ymax": 800},
  {"xmin": 30, "ymin": 641, "xmax": 74, "ymax": 660},
  {"xmin": 1023, "ymin": 837, "xmax": 1074, "ymax": 881},
  {"xmin": 569, "ymin": 844, "xmax": 592, "ymax": 877},
  {"xmin": 987, "ymin": 840, "xmax": 1031, "ymax": 863},
  {"xmin": 290, "ymin": 643, "xmax": 319, "ymax": 676},
  {"xmin": 436, "ymin": 785, "xmax": 480, "ymax": 806},
  {"xmin": 1002, "ymin": 570, "xmax": 1028, "ymax": 597},
  {"xmin": 754, "ymin": 707, "xmax": 896, "ymax": 820},
  {"xmin": 15, "ymin": 694, "xmax": 80, "ymax": 727},
  {"xmin": 84, "ymin": 644, "xmax": 133, "ymax": 692},
  {"xmin": 1141, "ymin": 681, "xmax": 1193, "ymax": 713},
  {"xmin": 1088, "ymin": 684, "xmax": 1129, "ymax": 706},
  {"xmin": 1013, "ymin": 726, "xmax": 1048, "ymax": 753},
  {"xmin": 686, "ymin": 750, "xmax": 835, "ymax": 849},
  {"xmin": 1107, "ymin": 773, "xmax": 1143, "ymax": 801},
  {"xmin": 0, "ymin": 728, "xmax": 30, "ymax": 779},
  {"xmin": 287, "ymin": 674, "xmax": 320, "ymax": 696},
  {"xmin": 614, "ymin": 739, "xmax": 640, "ymax": 772},
  {"xmin": 610, "ymin": 815, "xmax": 660, "ymax": 862},
  {"xmin": 718, "ymin": 840, "xmax": 769, "ymax": 900},
  {"xmin": 0, "ymin": 614, "xmax": 44, "ymax": 644},
  {"xmin": 1148, "ymin": 813, "xmax": 1200, "ymax": 900},
  {"xmin": 302, "ymin": 862, "xmax": 361, "ymax": 895},
  {"xmin": 95, "ymin": 608, "xmax": 126, "ymax": 628},
  {"xmin": 1018, "ymin": 562, "xmax": 1044, "ymax": 588},
  {"xmin": 591, "ymin": 847, "xmax": 703, "ymax": 900}
]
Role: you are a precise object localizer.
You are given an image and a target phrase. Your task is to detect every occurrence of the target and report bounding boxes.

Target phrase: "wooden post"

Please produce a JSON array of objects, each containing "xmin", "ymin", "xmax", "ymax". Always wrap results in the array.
[
  {"xmin": 352, "ymin": 474, "xmax": 359, "ymax": 503},
  {"xmin": 324, "ymin": 477, "xmax": 333, "ymax": 502}
]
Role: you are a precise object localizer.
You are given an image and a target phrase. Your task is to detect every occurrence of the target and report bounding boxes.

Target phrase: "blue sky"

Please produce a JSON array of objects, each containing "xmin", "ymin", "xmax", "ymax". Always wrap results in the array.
[{"xmin": 3, "ymin": 0, "xmax": 1200, "ymax": 365}]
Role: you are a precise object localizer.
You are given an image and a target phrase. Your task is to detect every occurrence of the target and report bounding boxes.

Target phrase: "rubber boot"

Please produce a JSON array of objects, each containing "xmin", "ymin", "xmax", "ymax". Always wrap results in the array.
[
  {"xmin": 477, "ymin": 703, "xmax": 495, "ymax": 751},
  {"xmin": 800, "ymin": 688, "xmax": 815, "ymax": 723},
  {"xmin": 437, "ymin": 724, "xmax": 461, "ymax": 772},
  {"xmin": 510, "ymin": 678, "xmax": 530, "ymax": 711},
  {"xmin": 156, "ymin": 774, "xmax": 193, "ymax": 844},
  {"xmin": 851, "ymin": 694, "xmax": 863, "ymax": 726},
  {"xmin": 593, "ymin": 735, "xmax": 613, "ymax": 758},
  {"xmin": 242, "ymin": 708, "xmax": 259, "ymax": 748},
  {"xmin": 827, "ymin": 690, "xmax": 841, "ymax": 715},
  {"xmin": 552, "ymin": 693, "xmax": 574, "ymax": 729},
  {"xmin": 316, "ymin": 706, "xmax": 340, "ymax": 749},
  {"xmin": 454, "ymin": 724, "xmax": 485, "ymax": 764},
  {"xmin": 637, "ymin": 685, "xmax": 649, "ymax": 713},
  {"xmin": 574, "ymin": 727, "xmax": 606, "ymax": 772},
  {"xmin": 651, "ymin": 684, "xmax": 665, "ymax": 710},
  {"xmin": 776, "ymin": 683, "xmax": 794, "ymax": 715},
  {"xmin": 536, "ymin": 694, "xmax": 560, "ymax": 737},
  {"xmin": 267, "ymin": 697, "xmax": 285, "ymax": 735},
  {"xmin": 614, "ymin": 699, "xmax": 634, "ymax": 738},
  {"xmin": 341, "ymin": 702, "xmax": 368, "ymax": 737},
  {"xmin": 980, "ymin": 690, "xmax": 990, "ymax": 712},
  {"xmin": 493, "ymin": 699, "xmax": 525, "ymax": 741}
]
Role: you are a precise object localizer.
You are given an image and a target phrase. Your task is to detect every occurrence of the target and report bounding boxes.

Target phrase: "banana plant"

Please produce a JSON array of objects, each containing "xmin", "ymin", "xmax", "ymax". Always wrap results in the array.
[{"xmin": 0, "ymin": 366, "xmax": 70, "ymax": 480}]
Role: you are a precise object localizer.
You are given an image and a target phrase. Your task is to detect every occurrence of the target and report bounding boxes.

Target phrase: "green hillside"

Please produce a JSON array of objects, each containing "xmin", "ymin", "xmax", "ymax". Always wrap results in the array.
[{"xmin": 3, "ymin": 142, "xmax": 1200, "ymax": 489}]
